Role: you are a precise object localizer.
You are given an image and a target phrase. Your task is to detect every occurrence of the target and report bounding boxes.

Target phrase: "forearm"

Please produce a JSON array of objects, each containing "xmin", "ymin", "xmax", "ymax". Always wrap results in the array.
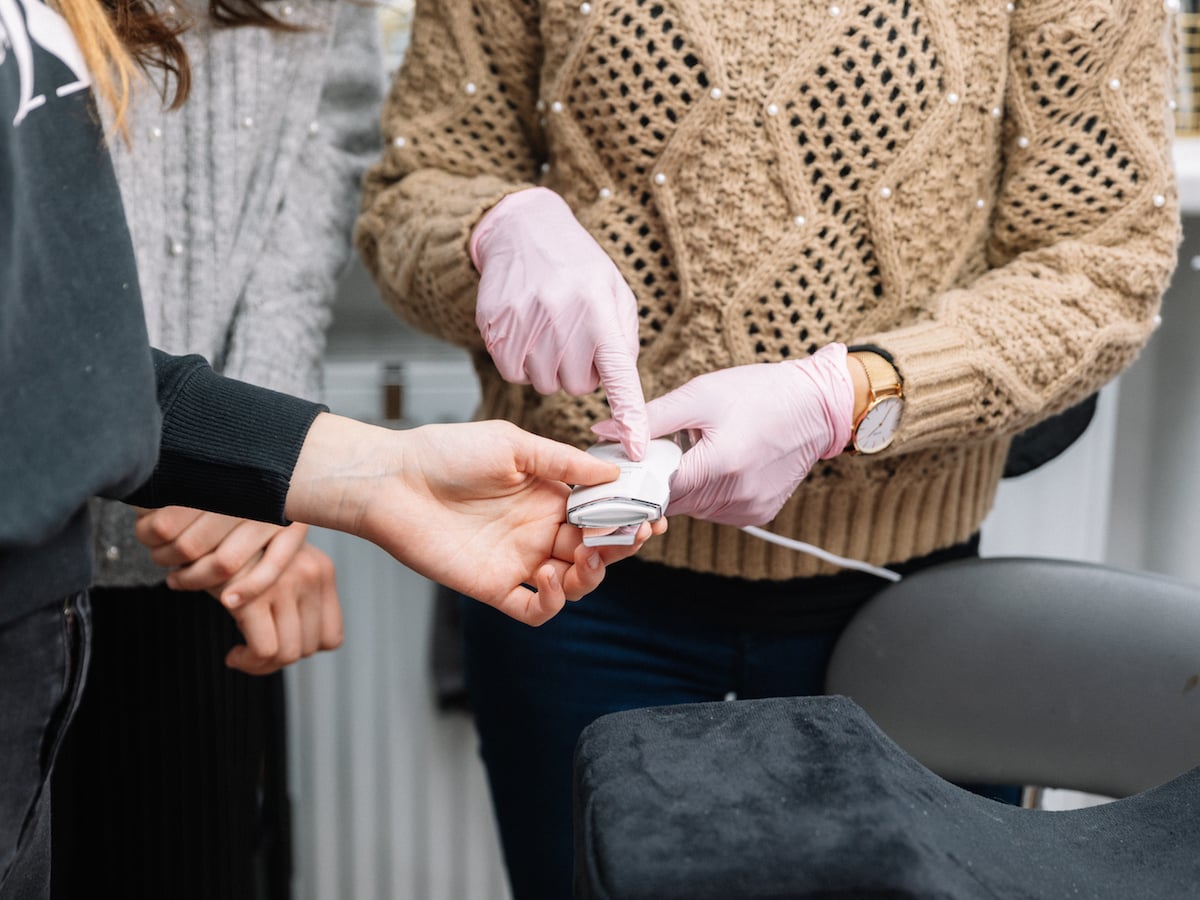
[
  {"xmin": 857, "ymin": 2, "xmax": 1180, "ymax": 453},
  {"xmin": 846, "ymin": 356, "xmax": 871, "ymax": 424},
  {"xmin": 354, "ymin": 0, "xmax": 543, "ymax": 348},
  {"xmin": 356, "ymin": 170, "xmax": 532, "ymax": 349}
]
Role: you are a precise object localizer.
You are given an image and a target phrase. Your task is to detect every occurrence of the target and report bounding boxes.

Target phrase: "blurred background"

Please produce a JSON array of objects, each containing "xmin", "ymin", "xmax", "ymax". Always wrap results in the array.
[{"xmin": 282, "ymin": 5, "xmax": 1200, "ymax": 898}]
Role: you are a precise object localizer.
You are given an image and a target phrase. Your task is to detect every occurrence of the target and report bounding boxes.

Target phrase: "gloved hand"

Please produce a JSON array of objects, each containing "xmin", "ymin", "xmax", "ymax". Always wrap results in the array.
[
  {"xmin": 471, "ymin": 187, "xmax": 649, "ymax": 460},
  {"xmin": 592, "ymin": 343, "xmax": 856, "ymax": 526}
]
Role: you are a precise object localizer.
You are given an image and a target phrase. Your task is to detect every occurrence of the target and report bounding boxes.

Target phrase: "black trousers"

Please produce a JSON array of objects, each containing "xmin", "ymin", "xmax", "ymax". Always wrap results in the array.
[{"xmin": 50, "ymin": 584, "xmax": 290, "ymax": 900}]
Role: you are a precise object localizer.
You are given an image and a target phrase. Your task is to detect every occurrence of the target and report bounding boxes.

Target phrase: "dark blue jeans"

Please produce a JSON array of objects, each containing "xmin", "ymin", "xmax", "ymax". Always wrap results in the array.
[
  {"xmin": 461, "ymin": 538, "xmax": 999, "ymax": 900},
  {"xmin": 0, "ymin": 594, "xmax": 90, "ymax": 900}
]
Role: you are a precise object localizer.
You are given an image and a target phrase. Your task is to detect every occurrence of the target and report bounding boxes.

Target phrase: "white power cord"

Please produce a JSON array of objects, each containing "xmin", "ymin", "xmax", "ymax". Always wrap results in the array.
[{"xmin": 741, "ymin": 526, "xmax": 902, "ymax": 582}]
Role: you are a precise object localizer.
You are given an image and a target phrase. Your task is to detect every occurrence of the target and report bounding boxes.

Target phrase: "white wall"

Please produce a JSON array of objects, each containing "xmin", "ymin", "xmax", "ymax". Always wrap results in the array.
[
  {"xmin": 1106, "ymin": 227, "xmax": 1200, "ymax": 581},
  {"xmin": 980, "ymin": 384, "xmax": 1120, "ymax": 563}
]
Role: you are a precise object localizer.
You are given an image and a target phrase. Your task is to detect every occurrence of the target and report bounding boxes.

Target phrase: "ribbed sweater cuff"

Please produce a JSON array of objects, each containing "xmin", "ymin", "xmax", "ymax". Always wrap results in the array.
[
  {"xmin": 863, "ymin": 319, "xmax": 980, "ymax": 448},
  {"xmin": 125, "ymin": 357, "xmax": 326, "ymax": 525},
  {"xmin": 422, "ymin": 175, "xmax": 534, "ymax": 316}
]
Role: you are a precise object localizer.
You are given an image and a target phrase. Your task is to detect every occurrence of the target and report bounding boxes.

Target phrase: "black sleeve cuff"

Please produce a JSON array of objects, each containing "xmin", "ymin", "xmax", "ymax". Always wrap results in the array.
[{"xmin": 123, "ymin": 351, "xmax": 327, "ymax": 524}]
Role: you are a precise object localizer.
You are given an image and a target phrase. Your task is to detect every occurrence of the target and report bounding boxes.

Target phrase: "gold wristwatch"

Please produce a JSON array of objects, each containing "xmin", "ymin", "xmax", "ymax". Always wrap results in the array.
[{"xmin": 847, "ymin": 349, "xmax": 904, "ymax": 454}]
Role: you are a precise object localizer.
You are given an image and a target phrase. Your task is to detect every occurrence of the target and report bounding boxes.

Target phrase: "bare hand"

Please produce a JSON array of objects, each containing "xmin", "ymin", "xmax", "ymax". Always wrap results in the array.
[
  {"xmin": 135, "ymin": 508, "xmax": 343, "ymax": 673},
  {"xmin": 134, "ymin": 508, "xmax": 307, "ymax": 594},
  {"xmin": 284, "ymin": 415, "xmax": 666, "ymax": 626},
  {"xmin": 221, "ymin": 542, "xmax": 344, "ymax": 676}
]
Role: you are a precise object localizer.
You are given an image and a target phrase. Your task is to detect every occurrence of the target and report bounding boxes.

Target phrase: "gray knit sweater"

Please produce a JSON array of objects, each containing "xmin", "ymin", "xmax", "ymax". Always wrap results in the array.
[{"xmin": 92, "ymin": 0, "xmax": 383, "ymax": 586}]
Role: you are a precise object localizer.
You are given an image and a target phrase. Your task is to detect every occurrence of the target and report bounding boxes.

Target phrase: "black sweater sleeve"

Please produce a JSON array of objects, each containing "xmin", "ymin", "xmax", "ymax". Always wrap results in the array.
[
  {"xmin": 1, "ymin": 13, "xmax": 326, "ymax": 622},
  {"xmin": 120, "ymin": 351, "xmax": 327, "ymax": 525}
]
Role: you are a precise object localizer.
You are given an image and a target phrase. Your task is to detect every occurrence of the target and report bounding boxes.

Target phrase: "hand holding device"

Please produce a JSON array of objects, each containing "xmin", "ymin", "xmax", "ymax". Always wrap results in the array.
[
  {"xmin": 567, "ymin": 438, "xmax": 682, "ymax": 546},
  {"xmin": 470, "ymin": 187, "xmax": 649, "ymax": 460},
  {"xmin": 592, "ymin": 343, "xmax": 855, "ymax": 527},
  {"xmin": 284, "ymin": 416, "xmax": 665, "ymax": 626}
]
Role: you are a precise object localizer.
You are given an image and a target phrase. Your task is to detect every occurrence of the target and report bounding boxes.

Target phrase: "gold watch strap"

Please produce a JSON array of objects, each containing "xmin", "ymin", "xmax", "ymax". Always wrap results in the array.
[{"xmin": 849, "ymin": 351, "xmax": 902, "ymax": 402}]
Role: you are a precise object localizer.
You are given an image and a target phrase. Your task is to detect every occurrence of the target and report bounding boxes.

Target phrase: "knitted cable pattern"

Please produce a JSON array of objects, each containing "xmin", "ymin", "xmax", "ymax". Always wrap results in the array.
[{"xmin": 356, "ymin": 0, "xmax": 1181, "ymax": 578}]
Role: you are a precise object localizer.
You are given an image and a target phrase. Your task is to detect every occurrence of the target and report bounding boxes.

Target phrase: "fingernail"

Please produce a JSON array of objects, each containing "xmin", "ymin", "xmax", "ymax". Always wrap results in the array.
[
  {"xmin": 587, "ymin": 551, "xmax": 602, "ymax": 570},
  {"xmin": 222, "ymin": 594, "xmax": 240, "ymax": 609}
]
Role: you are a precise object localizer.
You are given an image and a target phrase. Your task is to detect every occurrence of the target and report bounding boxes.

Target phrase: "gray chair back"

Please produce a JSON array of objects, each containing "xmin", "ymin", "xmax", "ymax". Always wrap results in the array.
[{"xmin": 825, "ymin": 557, "xmax": 1200, "ymax": 797}]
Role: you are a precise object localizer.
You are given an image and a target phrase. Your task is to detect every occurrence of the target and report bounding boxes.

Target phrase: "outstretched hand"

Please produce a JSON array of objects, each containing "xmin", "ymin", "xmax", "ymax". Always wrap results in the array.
[{"xmin": 284, "ymin": 415, "xmax": 665, "ymax": 626}]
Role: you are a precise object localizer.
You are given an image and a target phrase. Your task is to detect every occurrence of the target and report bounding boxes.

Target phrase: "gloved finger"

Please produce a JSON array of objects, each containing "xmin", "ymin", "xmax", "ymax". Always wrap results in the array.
[
  {"xmin": 593, "ymin": 339, "xmax": 649, "ymax": 461},
  {"xmin": 661, "ymin": 433, "xmax": 719, "ymax": 514},
  {"xmin": 478, "ymin": 302, "xmax": 534, "ymax": 386},
  {"xmin": 640, "ymin": 385, "xmax": 723, "ymax": 515},
  {"xmin": 593, "ymin": 381, "xmax": 707, "ymax": 445},
  {"xmin": 590, "ymin": 418, "xmax": 622, "ymax": 443},
  {"xmin": 617, "ymin": 283, "xmax": 642, "ymax": 360},
  {"xmin": 523, "ymin": 342, "xmax": 570, "ymax": 396},
  {"xmin": 557, "ymin": 345, "xmax": 603, "ymax": 397}
]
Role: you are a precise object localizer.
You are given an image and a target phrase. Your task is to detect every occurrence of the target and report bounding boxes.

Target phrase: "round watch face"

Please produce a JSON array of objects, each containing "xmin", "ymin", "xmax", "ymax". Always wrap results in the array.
[{"xmin": 854, "ymin": 397, "xmax": 903, "ymax": 454}]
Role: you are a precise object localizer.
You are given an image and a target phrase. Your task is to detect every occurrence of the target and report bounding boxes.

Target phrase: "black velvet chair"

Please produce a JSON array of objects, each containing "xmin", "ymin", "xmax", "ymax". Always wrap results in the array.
[{"xmin": 573, "ymin": 557, "xmax": 1200, "ymax": 899}]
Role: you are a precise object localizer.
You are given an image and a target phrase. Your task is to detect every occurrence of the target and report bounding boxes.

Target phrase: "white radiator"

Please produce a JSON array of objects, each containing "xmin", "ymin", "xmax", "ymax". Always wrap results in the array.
[{"xmin": 287, "ymin": 350, "xmax": 513, "ymax": 900}]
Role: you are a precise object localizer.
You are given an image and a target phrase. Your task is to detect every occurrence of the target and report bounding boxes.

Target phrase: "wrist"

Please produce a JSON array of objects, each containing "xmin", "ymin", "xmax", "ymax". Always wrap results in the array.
[
  {"xmin": 285, "ymin": 413, "xmax": 384, "ymax": 534},
  {"xmin": 470, "ymin": 186, "xmax": 561, "ymax": 270},
  {"xmin": 781, "ymin": 343, "xmax": 857, "ymax": 459},
  {"xmin": 847, "ymin": 354, "xmax": 871, "ymax": 422},
  {"xmin": 844, "ymin": 348, "xmax": 905, "ymax": 454}
]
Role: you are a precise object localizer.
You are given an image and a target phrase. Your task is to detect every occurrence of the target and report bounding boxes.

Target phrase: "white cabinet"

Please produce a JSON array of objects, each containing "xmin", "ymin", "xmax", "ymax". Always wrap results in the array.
[{"xmin": 1105, "ymin": 216, "xmax": 1200, "ymax": 583}]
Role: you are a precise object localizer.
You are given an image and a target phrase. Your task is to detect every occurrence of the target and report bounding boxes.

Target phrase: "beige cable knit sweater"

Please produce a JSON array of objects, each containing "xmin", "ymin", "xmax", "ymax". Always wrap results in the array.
[{"xmin": 357, "ymin": 0, "xmax": 1181, "ymax": 580}]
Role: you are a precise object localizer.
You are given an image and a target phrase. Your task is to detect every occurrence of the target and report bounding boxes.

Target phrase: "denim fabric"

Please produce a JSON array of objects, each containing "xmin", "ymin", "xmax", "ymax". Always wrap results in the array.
[
  {"xmin": 460, "ymin": 540, "xmax": 1016, "ymax": 900},
  {"xmin": 461, "ymin": 562, "xmax": 863, "ymax": 900},
  {"xmin": 0, "ymin": 594, "xmax": 90, "ymax": 900}
]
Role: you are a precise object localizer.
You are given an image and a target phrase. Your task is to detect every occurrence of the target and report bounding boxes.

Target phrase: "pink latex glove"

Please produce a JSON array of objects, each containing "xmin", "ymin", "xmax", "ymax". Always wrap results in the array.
[
  {"xmin": 471, "ymin": 187, "xmax": 649, "ymax": 460},
  {"xmin": 592, "ymin": 343, "xmax": 856, "ymax": 526}
]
